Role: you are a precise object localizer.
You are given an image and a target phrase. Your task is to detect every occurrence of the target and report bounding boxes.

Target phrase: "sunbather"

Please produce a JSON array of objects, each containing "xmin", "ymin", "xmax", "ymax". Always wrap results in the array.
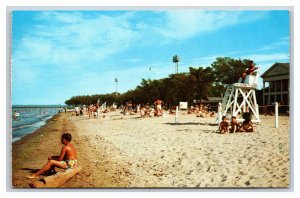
[{"xmin": 26, "ymin": 133, "xmax": 78, "ymax": 179}]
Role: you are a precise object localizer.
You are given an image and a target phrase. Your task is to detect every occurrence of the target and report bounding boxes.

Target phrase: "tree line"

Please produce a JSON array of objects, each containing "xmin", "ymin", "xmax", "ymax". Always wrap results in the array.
[{"xmin": 65, "ymin": 57, "xmax": 255, "ymax": 107}]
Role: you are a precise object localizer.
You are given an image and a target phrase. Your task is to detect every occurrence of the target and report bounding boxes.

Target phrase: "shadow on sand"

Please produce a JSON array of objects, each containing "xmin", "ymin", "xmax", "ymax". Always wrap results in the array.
[
  {"xmin": 164, "ymin": 122, "xmax": 218, "ymax": 126},
  {"xmin": 21, "ymin": 168, "xmax": 58, "ymax": 176}
]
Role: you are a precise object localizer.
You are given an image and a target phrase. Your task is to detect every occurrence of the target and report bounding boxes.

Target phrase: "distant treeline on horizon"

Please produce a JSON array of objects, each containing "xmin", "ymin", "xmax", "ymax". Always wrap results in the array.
[{"xmin": 65, "ymin": 57, "xmax": 264, "ymax": 107}]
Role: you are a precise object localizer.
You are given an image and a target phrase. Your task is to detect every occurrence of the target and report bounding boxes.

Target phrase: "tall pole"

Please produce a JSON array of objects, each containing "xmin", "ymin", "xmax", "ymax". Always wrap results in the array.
[
  {"xmin": 115, "ymin": 78, "xmax": 118, "ymax": 95},
  {"xmin": 275, "ymin": 102, "xmax": 279, "ymax": 128}
]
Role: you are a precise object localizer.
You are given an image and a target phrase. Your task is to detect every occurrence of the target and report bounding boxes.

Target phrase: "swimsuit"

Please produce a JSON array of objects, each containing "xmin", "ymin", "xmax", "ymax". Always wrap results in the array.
[
  {"xmin": 60, "ymin": 159, "xmax": 77, "ymax": 169},
  {"xmin": 157, "ymin": 104, "xmax": 162, "ymax": 110}
]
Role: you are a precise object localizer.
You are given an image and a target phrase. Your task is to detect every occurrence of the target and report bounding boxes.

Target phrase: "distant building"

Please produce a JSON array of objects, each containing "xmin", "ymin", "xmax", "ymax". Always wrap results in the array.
[{"xmin": 261, "ymin": 63, "xmax": 289, "ymax": 106}]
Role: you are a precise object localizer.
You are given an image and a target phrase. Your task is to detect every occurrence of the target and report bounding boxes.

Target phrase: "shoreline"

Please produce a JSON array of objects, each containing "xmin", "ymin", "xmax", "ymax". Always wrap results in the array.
[
  {"xmin": 11, "ymin": 111, "xmax": 290, "ymax": 188},
  {"xmin": 12, "ymin": 113, "xmax": 77, "ymax": 188},
  {"xmin": 12, "ymin": 113, "xmax": 58, "ymax": 143}
]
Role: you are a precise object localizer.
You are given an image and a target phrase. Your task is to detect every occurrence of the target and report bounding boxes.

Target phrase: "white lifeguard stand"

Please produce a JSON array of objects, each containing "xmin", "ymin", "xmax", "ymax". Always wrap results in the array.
[{"xmin": 220, "ymin": 69, "xmax": 261, "ymax": 123}]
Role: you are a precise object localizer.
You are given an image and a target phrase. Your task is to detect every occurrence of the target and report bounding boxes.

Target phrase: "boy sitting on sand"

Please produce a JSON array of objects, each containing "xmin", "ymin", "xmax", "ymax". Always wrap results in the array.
[
  {"xmin": 26, "ymin": 133, "xmax": 78, "ymax": 179},
  {"xmin": 219, "ymin": 116, "xmax": 229, "ymax": 134},
  {"xmin": 229, "ymin": 116, "xmax": 241, "ymax": 133}
]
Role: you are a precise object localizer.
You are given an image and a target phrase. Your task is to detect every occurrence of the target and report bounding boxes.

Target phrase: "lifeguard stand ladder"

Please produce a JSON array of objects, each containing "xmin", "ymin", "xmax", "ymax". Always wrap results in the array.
[{"xmin": 221, "ymin": 69, "xmax": 261, "ymax": 123}]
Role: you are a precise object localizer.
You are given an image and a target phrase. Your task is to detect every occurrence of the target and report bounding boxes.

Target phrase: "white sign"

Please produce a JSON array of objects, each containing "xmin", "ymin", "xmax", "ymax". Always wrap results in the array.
[{"xmin": 179, "ymin": 102, "xmax": 188, "ymax": 109}]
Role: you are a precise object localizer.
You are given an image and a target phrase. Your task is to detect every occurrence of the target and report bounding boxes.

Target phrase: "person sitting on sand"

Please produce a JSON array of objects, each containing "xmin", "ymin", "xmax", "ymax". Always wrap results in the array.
[
  {"xmin": 219, "ymin": 116, "xmax": 229, "ymax": 134},
  {"xmin": 140, "ymin": 105, "xmax": 146, "ymax": 118},
  {"xmin": 196, "ymin": 110, "xmax": 206, "ymax": 118},
  {"xmin": 169, "ymin": 106, "xmax": 176, "ymax": 115},
  {"xmin": 103, "ymin": 108, "xmax": 110, "ymax": 113},
  {"xmin": 187, "ymin": 106, "xmax": 194, "ymax": 114},
  {"xmin": 240, "ymin": 119, "xmax": 254, "ymax": 132},
  {"xmin": 26, "ymin": 133, "xmax": 78, "ymax": 179},
  {"xmin": 93, "ymin": 105, "xmax": 98, "ymax": 118},
  {"xmin": 145, "ymin": 103, "xmax": 152, "ymax": 117},
  {"xmin": 229, "ymin": 116, "xmax": 241, "ymax": 133}
]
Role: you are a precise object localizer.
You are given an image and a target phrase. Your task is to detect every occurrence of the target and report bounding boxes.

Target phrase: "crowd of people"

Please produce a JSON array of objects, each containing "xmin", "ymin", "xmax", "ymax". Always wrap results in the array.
[
  {"xmin": 71, "ymin": 102, "xmax": 120, "ymax": 119},
  {"xmin": 68, "ymin": 98, "xmax": 256, "ymax": 134},
  {"xmin": 69, "ymin": 99, "xmax": 219, "ymax": 120},
  {"xmin": 186, "ymin": 104, "xmax": 215, "ymax": 118}
]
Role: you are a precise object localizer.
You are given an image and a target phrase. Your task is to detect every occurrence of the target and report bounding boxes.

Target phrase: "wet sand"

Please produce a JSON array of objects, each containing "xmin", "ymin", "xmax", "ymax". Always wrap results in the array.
[{"xmin": 11, "ymin": 111, "xmax": 290, "ymax": 188}]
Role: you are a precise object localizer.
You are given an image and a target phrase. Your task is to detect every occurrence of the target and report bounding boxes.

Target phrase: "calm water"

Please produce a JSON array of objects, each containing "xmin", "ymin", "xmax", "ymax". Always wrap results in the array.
[{"xmin": 11, "ymin": 106, "xmax": 63, "ymax": 142}]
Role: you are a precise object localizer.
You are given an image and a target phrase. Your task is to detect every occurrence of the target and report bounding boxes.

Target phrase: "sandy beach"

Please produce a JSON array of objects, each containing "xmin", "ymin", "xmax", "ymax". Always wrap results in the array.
[{"xmin": 12, "ymin": 111, "xmax": 290, "ymax": 188}]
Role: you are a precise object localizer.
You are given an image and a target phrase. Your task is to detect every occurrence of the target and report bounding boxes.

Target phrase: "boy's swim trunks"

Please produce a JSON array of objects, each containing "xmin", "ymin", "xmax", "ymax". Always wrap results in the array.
[{"xmin": 60, "ymin": 159, "xmax": 77, "ymax": 169}]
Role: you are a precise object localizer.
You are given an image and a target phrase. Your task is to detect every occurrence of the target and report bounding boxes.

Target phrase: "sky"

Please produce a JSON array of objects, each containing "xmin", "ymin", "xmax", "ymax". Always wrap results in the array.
[{"xmin": 11, "ymin": 10, "xmax": 290, "ymax": 105}]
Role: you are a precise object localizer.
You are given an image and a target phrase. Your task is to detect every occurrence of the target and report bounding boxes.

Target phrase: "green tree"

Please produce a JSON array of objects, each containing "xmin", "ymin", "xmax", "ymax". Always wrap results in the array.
[
  {"xmin": 211, "ymin": 57, "xmax": 251, "ymax": 85},
  {"xmin": 189, "ymin": 67, "xmax": 215, "ymax": 100}
]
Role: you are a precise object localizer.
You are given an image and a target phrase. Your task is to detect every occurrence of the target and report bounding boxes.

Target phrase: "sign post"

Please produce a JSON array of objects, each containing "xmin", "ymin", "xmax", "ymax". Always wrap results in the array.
[{"xmin": 175, "ymin": 106, "xmax": 179, "ymax": 123}]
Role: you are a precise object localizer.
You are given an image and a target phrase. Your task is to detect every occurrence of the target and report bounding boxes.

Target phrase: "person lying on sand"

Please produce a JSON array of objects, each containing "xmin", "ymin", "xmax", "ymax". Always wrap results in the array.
[
  {"xmin": 219, "ymin": 116, "xmax": 229, "ymax": 134},
  {"xmin": 26, "ymin": 133, "xmax": 78, "ymax": 179}
]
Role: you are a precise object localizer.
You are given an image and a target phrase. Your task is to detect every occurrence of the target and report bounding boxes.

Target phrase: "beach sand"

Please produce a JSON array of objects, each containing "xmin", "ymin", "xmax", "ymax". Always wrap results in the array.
[{"xmin": 12, "ymin": 111, "xmax": 290, "ymax": 188}]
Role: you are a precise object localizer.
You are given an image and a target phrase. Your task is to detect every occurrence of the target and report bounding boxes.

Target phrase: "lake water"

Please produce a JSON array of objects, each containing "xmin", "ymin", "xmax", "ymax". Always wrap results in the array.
[{"xmin": 11, "ymin": 106, "xmax": 63, "ymax": 142}]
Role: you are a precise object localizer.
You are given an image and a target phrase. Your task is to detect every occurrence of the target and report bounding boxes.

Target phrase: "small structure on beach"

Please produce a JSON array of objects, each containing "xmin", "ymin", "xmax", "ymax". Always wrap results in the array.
[{"xmin": 220, "ymin": 68, "xmax": 260, "ymax": 122}]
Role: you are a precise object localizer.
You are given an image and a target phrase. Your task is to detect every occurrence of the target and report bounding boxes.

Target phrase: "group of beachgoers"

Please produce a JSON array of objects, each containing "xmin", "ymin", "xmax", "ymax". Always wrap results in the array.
[
  {"xmin": 219, "ymin": 115, "xmax": 254, "ymax": 134},
  {"xmin": 118, "ymin": 99, "xmax": 164, "ymax": 117},
  {"xmin": 186, "ymin": 104, "xmax": 215, "ymax": 118},
  {"xmin": 71, "ymin": 102, "xmax": 119, "ymax": 118},
  {"xmin": 69, "ymin": 98, "xmax": 219, "ymax": 120}
]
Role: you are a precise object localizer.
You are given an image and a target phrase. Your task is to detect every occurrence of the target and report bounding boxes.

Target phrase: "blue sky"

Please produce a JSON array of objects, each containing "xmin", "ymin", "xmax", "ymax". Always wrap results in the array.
[{"xmin": 12, "ymin": 10, "xmax": 290, "ymax": 105}]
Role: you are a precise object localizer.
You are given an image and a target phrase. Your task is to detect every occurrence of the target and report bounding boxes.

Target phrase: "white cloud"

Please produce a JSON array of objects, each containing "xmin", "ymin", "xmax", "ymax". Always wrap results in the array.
[
  {"xmin": 245, "ymin": 53, "xmax": 289, "ymax": 63},
  {"xmin": 154, "ymin": 10, "xmax": 268, "ymax": 40},
  {"xmin": 257, "ymin": 37, "xmax": 289, "ymax": 51},
  {"xmin": 13, "ymin": 11, "xmax": 140, "ymax": 74}
]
